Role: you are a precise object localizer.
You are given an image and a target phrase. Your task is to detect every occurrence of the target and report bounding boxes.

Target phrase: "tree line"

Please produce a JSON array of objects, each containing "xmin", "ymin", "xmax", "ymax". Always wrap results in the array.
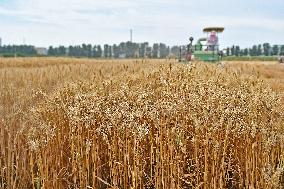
[
  {"xmin": 0, "ymin": 42, "xmax": 283, "ymax": 58},
  {"xmin": 0, "ymin": 45, "xmax": 37, "ymax": 57},
  {"xmin": 47, "ymin": 42, "xmax": 284, "ymax": 58},
  {"xmin": 47, "ymin": 42, "xmax": 173, "ymax": 58},
  {"xmin": 226, "ymin": 43, "xmax": 284, "ymax": 56}
]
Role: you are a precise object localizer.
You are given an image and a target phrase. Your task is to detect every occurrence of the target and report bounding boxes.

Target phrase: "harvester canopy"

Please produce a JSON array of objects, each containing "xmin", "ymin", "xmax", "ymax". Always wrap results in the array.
[{"xmin": 203, "ymin": 27, "xmax": 224, "ymax": 33}]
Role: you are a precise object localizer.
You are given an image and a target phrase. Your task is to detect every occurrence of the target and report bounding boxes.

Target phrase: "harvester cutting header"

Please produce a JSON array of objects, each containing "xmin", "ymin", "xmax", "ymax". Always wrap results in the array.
[{"xmin": 182, "ymin": 27, "xmax": 224, "ymax": 62}]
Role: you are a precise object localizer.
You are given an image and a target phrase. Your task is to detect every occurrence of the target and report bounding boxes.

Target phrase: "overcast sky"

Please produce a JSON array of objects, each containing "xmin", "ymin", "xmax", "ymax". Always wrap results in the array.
[{"xmin": 0, "ymin": 0, "xmax": 283, "ymax": 48}]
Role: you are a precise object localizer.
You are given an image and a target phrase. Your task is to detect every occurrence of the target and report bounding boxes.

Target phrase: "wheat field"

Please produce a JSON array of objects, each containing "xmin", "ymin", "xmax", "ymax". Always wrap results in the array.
[{"xmin": 1, "ymin": 58, "xmax": 284, "ymax": 189}]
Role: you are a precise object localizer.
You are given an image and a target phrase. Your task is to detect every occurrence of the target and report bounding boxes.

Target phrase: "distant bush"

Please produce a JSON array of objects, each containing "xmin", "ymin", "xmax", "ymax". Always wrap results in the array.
[
  {"xmin": 223, "ymin": 56, "xmax": 277, "ymax": 61},
  {"xmin": 0, "ymin": 53, "xmax": 47, "ymax": 58}
]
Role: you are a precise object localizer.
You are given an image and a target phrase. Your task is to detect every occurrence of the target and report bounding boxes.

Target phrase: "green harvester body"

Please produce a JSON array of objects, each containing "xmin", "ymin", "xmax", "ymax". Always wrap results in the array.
[{"xmin": 194, "ymin": 50, "xmax": 220, "ymax": 62}]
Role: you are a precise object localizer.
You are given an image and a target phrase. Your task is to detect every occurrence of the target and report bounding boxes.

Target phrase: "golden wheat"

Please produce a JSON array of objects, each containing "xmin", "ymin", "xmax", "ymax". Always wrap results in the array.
[{"xmin": 0, "ymin": 58, "xmax": 284, "ymax": 188}]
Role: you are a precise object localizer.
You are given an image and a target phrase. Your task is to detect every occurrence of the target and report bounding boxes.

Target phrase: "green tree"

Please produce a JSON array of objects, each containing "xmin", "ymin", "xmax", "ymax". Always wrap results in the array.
[
  {"xmin": 139, "ymin": 42, "xmax": 148, "ymax": 58},
  {"xmin": 243, "ymin": 48, "xmax": 248, "ymax": 56},
  {"xmin": 281, "ymin": 45, "xmax": 284, "ymax": 53},
  {"xmin": 153, "ymin": 43, "xmax": 159, "ymax": 58},
  {"xmin": 231, "ymin": 45, "xmax": 235, "ymax": 56},
  {"xmin": 257, "ymin": 45, "xmax": 262, "ymax": 56},
  {"xmin": 250, "ymin": 45, "xmax": 257, "ymax": 56},
  {"xmin": 272, "ymin": 45, "xmax": 279, "ymax": 56},
  {"xmin": 48, "ymin": 46, "xmax": 55, "ymax": 56},
  {"xmin": 159, "ymin": 43, "xmax": 169, "ymax": 58},
  {"xmin": 92, "ymin": 45, "xmax": 97, "ymax": 57},
  {"xmin": 235, "ymin": 46, "xmax": 240, "ymax": 56},
  {"xmin": 112, "ymin": 44, "xmax": 119, "ymax": 58},
  {"xmin": 108, "ymin": 45, "xmax": 112, "ymax": 57},
  {"xmin": 226, "ymin": 47, "xmax": 230, "ymax": 56},
  {"xmin": 263, "ymin": 43, "xmax": 270, "ymax": 56},
  {"xmin": 239, "ymin": 49, "xmax": 244, "ymax": 56},
  {"xmin": 58, "ymin": 46, "xmax": 66, "ymax": 56},
  {"xmin": 125, "ymin": 41, "xmax": 136, "ymax": 58},
  {"xmin": 87, "ymin": 44, "xmax": 92, "ymax": 57},
  {"xmin": 82, "ymin": 44, "xmax": 88, "ymax": 57},
  {"xmin": 97, "ymin": 45, "xmax": 102, "ymax": 58},
  {"xmin": 104, "ymin": 44, "xmax": 109, "ymax": 58},
  {"xmin": 68, "ymin": 46, "xmax": 74, "ymax": 56}
]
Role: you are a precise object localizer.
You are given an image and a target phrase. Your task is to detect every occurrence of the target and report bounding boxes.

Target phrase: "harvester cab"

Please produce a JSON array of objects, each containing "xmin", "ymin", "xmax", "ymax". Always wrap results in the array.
[{"xmin": 185, "ymin": 27, "xmax": 224, "ymax": 62}]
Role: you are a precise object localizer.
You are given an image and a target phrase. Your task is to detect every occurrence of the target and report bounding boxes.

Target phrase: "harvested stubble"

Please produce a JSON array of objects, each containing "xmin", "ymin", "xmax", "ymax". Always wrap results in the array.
[{"xmin": 1, "ymin": 58, "xmax": 284, "ymax": 189}]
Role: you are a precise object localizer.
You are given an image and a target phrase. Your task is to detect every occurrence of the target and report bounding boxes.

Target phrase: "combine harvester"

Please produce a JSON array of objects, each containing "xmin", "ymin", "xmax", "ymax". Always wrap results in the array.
[{"xmin": 180, "ymin": 27, "xmax": 224, "ymax": 63}]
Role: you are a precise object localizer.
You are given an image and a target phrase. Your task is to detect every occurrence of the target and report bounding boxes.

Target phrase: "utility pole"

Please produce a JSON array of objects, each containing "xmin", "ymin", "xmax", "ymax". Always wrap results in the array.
[
  {"xmin": 179, "ymin": 46, "xmax": 182, "ymax": 62},
  {"xmin": 0, "ymin": 37, "xmax": 2, "ymax": 46},
  {"xmin": 130, "ymin": 29, "xmax": 133, "ymax": 43}
]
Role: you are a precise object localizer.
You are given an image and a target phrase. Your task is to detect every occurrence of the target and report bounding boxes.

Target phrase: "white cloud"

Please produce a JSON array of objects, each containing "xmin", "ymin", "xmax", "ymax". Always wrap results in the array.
[{"xmin": 0, "ymin": 0, "xmax": 283, "ymax": 47}]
